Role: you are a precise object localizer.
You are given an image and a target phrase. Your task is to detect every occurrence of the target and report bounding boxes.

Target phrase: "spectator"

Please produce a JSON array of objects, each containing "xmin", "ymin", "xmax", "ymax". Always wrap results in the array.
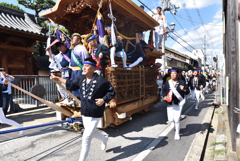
[
  {"xmin": 156, "ymin": 75, "xmax": 163, "ymax": 101},
  {"xmin": 0, "ymin": 68, "xmax": 14, "ymax": 115}
]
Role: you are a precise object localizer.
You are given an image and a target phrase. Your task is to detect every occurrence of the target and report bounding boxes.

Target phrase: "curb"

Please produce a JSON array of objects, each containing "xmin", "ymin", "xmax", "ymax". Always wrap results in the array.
[{"xmin": 184, "ymin": 105, "xmax": 215, "ymax": 161}]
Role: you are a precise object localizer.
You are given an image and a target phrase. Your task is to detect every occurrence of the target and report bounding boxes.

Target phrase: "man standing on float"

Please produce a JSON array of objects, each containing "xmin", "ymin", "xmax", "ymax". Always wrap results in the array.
[
  {"xmin": 51, "ymin": 57, "xmax": 115, "ymax": 161},
  {"xmin": 153, "ymin": 6, "xmax": 167, "ymax": 51},
  {"xmin": 70, "ymin": 33, "xmax": 89, "ymax": 98}
]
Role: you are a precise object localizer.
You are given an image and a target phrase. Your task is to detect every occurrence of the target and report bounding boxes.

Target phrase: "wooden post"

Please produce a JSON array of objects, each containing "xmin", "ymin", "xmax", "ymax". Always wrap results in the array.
[{"xmin": 226, "ymin": 0, "xmax": 239, "ymax": 151}]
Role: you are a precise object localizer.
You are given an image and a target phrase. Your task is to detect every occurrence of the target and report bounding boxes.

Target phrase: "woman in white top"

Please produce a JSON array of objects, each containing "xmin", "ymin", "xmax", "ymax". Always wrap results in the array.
[{"xmin": 153, "ymin": 6, "xmax": 167, "ymax": 51}]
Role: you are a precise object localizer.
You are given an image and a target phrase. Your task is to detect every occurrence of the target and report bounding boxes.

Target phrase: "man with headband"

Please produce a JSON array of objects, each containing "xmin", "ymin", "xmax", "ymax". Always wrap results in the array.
[
  {"xmin": 50, "ymin": 57, "xmax": 115, "ymax": 161},
  {"xmin": 87, "ymin": 35, "xmax": 110, "ymax": 75},
  {"xmin": 162, "ymin": 69, "xmax": 189, "ymax": 140},
  {"xmin": 189, "ymin": 70, "xmax": 205, "ymax": 110},
  {"xmin": 106, "ymin": 26, "xmax": 128, "ymax": 69},
  {"xmin": 153, "ymin": 6, "xmax": 167, "ymax": 51}
]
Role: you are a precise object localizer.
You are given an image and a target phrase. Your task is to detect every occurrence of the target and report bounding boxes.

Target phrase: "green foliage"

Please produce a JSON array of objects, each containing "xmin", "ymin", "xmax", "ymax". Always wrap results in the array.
[
  {"xmin": 211, "ymin": 149, "xmax": 227, "ymax": 156},
  {"xmin": 210, "ymin": 142, "xmax": 225, "ymax": 146},
  {"xmin": 215, "ymin": 110, "xmax": 219, "ymax": 114},
  {"xmin": 17, "ymin": 0, "xmax": 55, "ymax": 16},
  {"xmin": 0, "ymin": 2, "xmax": 24, "ymax": 12}
]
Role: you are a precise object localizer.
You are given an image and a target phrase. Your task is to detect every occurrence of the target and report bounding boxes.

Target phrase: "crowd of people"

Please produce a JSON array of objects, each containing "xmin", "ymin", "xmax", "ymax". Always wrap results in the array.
[
  {"xmin": 156, "ymin": 68, "xmax": 217, "ymax": 140},
  {"xmin": 0, "ymin": 4, "xmax": 197, "ymax": 161}
]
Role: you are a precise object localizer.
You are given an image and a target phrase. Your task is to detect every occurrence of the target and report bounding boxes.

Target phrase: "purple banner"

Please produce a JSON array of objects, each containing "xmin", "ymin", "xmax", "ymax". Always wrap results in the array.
[{"xmin": 56, "ymin": 29, "xmax": 71, "ymax": 49}]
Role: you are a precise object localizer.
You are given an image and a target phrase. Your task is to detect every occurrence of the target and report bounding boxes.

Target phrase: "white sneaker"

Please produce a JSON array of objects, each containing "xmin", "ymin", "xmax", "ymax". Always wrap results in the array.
[
  {"xmin": 171, "ymin": 122, "xmax": 175, "ymax": 128},
  {"xmin": 174, "ymin": 134, "xmax": 180, "ymax": 140},
  {"xmin": 101, "ymin": 135, "xmax": 108, "ymax": 151},
  {"xmin": 111, "ymin": 64, "xmax": 118, "ymax": 68},
  {"xmin": 195, "ymin": 106, "xmax": 198, "ymax": 110},
  {"xmin": 19, "ymin": 124, "xmax": 23, "ymax": 135},
  {"xmin": 60, "ymin": 99, "xmax": 68, "ymax": 105},
  {"xmin": 67, "ymin": 100, "xmax": 74, "ymax": 105}
]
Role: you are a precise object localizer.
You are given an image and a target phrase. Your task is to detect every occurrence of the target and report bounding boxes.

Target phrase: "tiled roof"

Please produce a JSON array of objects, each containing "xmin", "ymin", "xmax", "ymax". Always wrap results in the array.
[{"xmin": 0, "ymin": 5, "xmax": 44, "ymax": 35}]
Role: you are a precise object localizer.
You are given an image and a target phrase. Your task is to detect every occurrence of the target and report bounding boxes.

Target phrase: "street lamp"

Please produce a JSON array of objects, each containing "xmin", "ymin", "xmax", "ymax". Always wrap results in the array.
[{"xmin": 170, "ymin": 22, "xmax": 175, "ymax": 31}]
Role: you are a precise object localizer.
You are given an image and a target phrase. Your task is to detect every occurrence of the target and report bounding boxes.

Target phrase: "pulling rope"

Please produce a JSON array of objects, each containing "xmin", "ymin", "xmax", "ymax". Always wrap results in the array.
[
  {"xmin": 117, "ymin": 31, "xmax": 135, "ymax": 40},
  {"xmin": 0, "ymin": 117, "xmax": 82, "ymax": 134}
]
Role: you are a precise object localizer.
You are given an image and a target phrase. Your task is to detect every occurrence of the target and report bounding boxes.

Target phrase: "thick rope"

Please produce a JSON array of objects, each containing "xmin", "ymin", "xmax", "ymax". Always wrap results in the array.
[
  {"xmin": 117, "ymin": 31, "xmax": 136, "ymax": 40},
  {"xmin": 0, "ymin": 117, "xmax": 82, "ymax": 134}
]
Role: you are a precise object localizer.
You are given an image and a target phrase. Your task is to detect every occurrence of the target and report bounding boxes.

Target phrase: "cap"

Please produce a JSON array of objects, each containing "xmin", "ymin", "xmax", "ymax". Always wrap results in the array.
[
  {"xmin": 106, "ymin": 26, "xmax": 111, "ymax": 30},
  {"xmin": 156, "ymin": 6, "xmax": 162, "ymax": 10},
  {"xmin": 87, "ymin": 35, "xmax": 96, "ymax": 42},
  {"xmin": 140, "ymin": 5, "xmax": 144, "ymax": 8},
  {"xmin": 138, "ymin": 32, "xmax": 143, "ymax": 37}
]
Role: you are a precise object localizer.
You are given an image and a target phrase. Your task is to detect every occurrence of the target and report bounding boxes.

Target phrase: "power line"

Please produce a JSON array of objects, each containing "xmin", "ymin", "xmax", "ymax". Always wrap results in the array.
[
  {"xmin": 170, "ymin": 10, "xmax": 195, "ymax": 42},
  {"xmin": 168, "ymin": 35, "xmax": 192, "ymax": 53},
  {"xmin": 175, "ymin": 14, "xmax": 222, "ymax": 20},
  {"xmin": 167, "ymin": 25, "xmax": 196, "ymax": 50},
  {"xmin": 175, "ymin": 15, "xmax": 223, "ymax": 26},
  {"xmin": 193, "ymin": 0, "xmax": 215, "ymax": 50}
]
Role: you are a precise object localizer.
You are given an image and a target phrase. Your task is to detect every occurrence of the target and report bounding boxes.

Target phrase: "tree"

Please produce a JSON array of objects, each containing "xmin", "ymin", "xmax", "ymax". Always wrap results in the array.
[
  {"xmin": 17, "ymin": 0, "xmax": 55, "ymax": 24},
  {"xmin": 0, "ymin": 2, "xmax": 24, "ymax": 12}
]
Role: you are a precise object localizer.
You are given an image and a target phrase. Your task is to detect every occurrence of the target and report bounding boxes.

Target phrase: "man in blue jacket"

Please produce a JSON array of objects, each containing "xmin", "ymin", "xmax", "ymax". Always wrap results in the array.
[{"xmin": 51, "ymin": 57, "xmax": 115, "ymax": 161}]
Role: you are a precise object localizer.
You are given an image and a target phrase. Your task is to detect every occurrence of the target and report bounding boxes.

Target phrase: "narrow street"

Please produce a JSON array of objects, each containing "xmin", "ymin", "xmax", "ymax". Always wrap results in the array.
[{"xmin": 0, "ymin": 92, "xmax": 215, "ymax": 161}]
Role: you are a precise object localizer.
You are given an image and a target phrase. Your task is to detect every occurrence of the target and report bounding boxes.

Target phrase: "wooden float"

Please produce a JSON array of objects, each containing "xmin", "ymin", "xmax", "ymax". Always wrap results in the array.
[{"xmin": 41, "ymin": 0, "xmax": 164, "ymax": 128}]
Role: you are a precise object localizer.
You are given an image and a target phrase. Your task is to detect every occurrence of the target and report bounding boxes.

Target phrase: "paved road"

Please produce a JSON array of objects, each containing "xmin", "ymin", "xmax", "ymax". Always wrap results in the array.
[{"xmin": 0, "ymin": 93, "xmax": 213, "ymax": 161}]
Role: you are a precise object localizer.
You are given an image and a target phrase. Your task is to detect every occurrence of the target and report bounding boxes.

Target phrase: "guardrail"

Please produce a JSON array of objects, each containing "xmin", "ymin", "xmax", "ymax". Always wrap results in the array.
[{"xmin": 10, "ymin": 75, "xmax": 58, "ymax": 111}]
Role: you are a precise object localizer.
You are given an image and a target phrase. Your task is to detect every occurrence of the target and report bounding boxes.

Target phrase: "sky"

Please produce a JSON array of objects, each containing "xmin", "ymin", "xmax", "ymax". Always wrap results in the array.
[{"xmin": 0, "ymin": 0, "xmax": 223, "ymax": 67}]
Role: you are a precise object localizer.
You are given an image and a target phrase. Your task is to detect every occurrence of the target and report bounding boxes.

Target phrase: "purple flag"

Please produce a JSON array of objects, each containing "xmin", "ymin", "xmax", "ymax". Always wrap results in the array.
[
  {"xmin": 56, "ymin": 29, "xmax": 71, "ymax": 49},
  {"xmin": 93, "ymin": 13, "xmax": 108, "ymax": 46}
]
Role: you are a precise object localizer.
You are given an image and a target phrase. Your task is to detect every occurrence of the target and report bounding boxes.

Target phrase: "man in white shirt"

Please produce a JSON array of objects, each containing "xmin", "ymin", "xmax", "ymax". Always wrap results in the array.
[
  {"xmin": 47, "ymin": 42, "xmax": 74, "ymax": 105},
  {"xmin": 153, "ymin": 6, "xmax": 167, "ymax": 51}
]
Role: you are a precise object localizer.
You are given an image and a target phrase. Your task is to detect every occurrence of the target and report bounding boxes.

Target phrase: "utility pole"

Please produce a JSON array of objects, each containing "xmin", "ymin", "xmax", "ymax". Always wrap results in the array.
[
  {"xmin": 161, "ymin": 0, "xmax": 178, "ymax": 72},
  {"xmin": 204, "ymin": 35, "xmax": 206, "ymax": 72},
  {"xmin": 161, "ymin": 0, "xmax": 166, "ymax": 72},
  {"xmin": 216, "ymin": 55, "xmax": 218, "ymax": 75}
]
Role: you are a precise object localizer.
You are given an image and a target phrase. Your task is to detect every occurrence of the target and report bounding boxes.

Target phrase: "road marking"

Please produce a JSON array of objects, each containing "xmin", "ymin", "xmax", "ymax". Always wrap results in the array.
[{"xmin": 132, "ymin": 103, "xmax": 194, "ymax": 161}]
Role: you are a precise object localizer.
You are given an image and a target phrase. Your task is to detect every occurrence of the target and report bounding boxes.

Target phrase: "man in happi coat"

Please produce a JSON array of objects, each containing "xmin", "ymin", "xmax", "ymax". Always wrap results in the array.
[
  {"xmin": 125, "ymin": 33, "xmax": 146, "ymax": 70},
  {"xmin": 87, "ymin": 35, "xmax": 110, "ymax": 75},
  {"xmin": 50, "ymin": 57, "xmax": 115, "ymax": 161},
  {"xmin": 47, "ymin": 41, "xmax": 73, "ymax": 105},
  {"xmin": 106, "ymin": 26, "xmax": 128, "ymax": 69},
  {"xmin": 189, "ymin": 70, "xmax": 205, "ymax": 110},
  {"xmin": 162, "ymin": 69, "xmax": 189, "ymax": 140},
  {"xmin": 70, "ymin": 33, "xmax": 89, "ymax": 98}
]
